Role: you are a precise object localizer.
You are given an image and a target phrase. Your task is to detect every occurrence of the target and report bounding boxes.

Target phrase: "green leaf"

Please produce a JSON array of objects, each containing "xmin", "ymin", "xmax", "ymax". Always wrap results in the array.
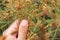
[{"xmin": 32, "ymin": 17, "xmax": 37, "ymax": 23}]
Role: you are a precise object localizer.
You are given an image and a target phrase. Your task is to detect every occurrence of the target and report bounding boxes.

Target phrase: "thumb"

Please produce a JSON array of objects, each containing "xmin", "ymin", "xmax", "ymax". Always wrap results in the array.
[{"xmin": 17, "ymin": 20, "xmax": 28, "ymax": 40}]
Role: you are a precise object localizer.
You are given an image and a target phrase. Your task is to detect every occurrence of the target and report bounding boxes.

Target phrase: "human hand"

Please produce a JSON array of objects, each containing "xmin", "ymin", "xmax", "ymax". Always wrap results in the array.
[{"xmin": 3, "ymin": 20, "xmax": 28, "ymax": 40}]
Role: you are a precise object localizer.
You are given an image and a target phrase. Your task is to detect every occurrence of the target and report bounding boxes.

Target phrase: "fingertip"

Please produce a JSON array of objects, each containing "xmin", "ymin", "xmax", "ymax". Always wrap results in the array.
[{"xmin": 20, "ymin": 20, "xmax": 28, "ymax": 27}]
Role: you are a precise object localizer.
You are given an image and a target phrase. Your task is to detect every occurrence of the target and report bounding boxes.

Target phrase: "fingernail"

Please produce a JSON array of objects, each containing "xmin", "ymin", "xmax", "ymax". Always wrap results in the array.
[{"xmin": 20, "ymin": 20, "xmax": 28, "ymax": 27}]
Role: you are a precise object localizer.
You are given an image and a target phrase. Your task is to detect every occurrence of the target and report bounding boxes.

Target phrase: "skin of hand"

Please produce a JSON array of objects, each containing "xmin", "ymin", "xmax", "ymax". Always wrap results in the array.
[{"xmin": 2, "ymin": 19, "xmax": 29, "ymax": 40}]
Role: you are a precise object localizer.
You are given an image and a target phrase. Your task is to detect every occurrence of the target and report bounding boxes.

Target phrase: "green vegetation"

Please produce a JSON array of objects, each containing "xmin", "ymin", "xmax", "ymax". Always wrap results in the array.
[{"xmin": 0, "ymin": 0, "xmax": 60, "ymax": 40}]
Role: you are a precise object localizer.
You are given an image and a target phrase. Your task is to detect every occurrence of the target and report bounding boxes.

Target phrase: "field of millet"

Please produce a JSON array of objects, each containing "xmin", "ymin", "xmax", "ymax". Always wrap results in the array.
[{"xmin": 0, "ymin": 0, "xmax": 60, "ymax": 40}]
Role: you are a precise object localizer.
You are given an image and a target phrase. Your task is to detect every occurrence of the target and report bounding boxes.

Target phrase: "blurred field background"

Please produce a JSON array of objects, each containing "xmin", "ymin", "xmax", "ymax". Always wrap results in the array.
[{"xmin": 0, "ymin": 0, "xmax": 60, "ymax": 40}]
